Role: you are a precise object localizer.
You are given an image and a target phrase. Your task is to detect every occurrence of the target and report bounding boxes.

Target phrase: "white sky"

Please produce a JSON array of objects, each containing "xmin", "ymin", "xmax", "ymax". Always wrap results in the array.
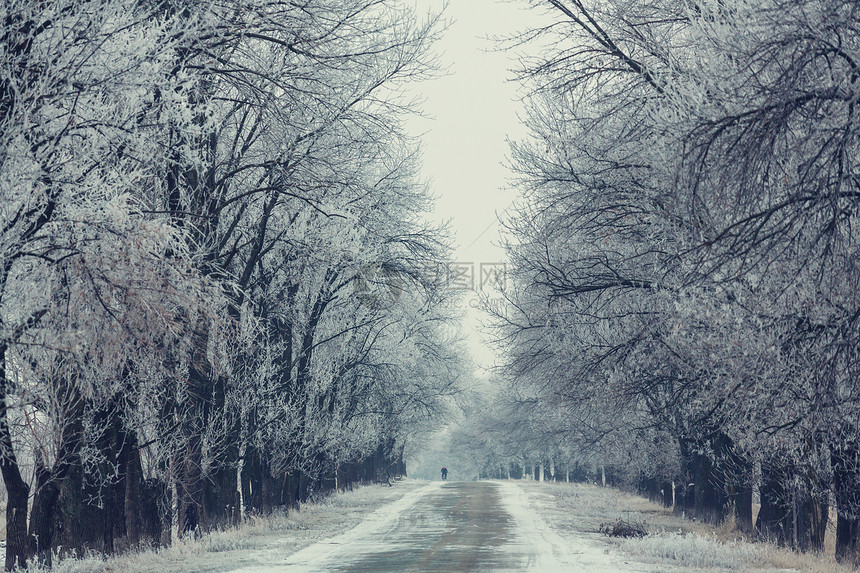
[{"xmin": 407, "ymin": 0, "xmax": 542, "ymax": 372}]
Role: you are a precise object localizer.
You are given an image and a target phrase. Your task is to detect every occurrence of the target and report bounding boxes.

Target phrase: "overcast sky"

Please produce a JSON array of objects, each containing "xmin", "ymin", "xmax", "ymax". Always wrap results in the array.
[{"xmin": 407, "ymin": 0, "xmax": 543, "ymax": 371}]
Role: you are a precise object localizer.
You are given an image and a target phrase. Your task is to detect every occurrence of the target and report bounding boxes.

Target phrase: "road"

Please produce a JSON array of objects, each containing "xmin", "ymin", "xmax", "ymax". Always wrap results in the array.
[{"xmin": 235, "ymin": 480, "xmax": 577, "ymax": 572}]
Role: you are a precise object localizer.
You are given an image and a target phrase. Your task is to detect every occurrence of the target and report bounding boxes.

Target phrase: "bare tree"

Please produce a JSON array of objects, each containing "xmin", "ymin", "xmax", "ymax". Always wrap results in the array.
[
  {"xmin": 0, "ymin": 0, "xmax": 461, "ymax": 567},
  {"xmin": 495, "ymin": 0, "xmax": 860, "ymax": 559}
]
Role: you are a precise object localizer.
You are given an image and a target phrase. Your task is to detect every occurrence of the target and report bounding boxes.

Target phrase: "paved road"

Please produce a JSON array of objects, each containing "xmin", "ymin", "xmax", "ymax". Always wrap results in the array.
[{"xmin": 267, "ymin": 481, "xmax": 572, "ymax": 572}]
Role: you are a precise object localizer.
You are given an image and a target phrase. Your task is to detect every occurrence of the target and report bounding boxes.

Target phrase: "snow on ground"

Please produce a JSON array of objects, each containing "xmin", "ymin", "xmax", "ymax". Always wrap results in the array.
[
  {"xmin": 240, "ymin": 480, "xmax": 568, "ymax": 572},
  {"xmin": 20, "ymin": 478, "xmax": 858, "ymax": 573},
  {"xmin": 494, "ymin": 479, "xmax": 639, "ymax": 572},
  {"xmin": 515, "ymin": 480, "xmax": 853, "ymax": 573},
  {"xmin": 25, "ymin": 479, "xmax": 426, "ymax": 573},
  {"xmin": 237, "ymin": 481, "xmax": 442, "ymax": 572}
]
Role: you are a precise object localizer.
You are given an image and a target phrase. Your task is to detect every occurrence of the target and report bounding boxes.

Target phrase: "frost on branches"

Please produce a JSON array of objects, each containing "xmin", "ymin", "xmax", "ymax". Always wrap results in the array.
[
  {"xmin": 485, "ymin": 0, "xmax": 860, "ymax": 563},
  {"xmin": 0, "ymin": 0, "xmax": 461, "ymax": 569}
]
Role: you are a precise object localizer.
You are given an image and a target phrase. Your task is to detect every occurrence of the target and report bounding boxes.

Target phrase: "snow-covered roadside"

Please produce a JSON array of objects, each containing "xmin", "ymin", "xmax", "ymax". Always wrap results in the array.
[
  {"xmin": 23, "ymin": 479, "xmax": 427, "ymax": 573},
  {"xmin": 515, "ymin": 481, "xmax": 853, "ymax": 573},
  {"xmin": 495, "ymin": 479, "xmax": 646, "ymax": 572},
  {"xmin": 242, "ymin": 480, "xmax": 440, "ymax": 572},
  {"xmin": 514, "ymin": 480, "xmax": 774, "ymax": 572}
]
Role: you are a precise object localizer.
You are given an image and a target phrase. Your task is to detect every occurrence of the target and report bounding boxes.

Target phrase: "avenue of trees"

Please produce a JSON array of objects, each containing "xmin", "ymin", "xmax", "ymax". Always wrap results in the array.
[
  {"xmin": 480, "ymin": 0, "xmax": 860, "ymax": 564},
  {"xmin": 0, "ymin": 0, "xmax": 463, "ymax": 569}
]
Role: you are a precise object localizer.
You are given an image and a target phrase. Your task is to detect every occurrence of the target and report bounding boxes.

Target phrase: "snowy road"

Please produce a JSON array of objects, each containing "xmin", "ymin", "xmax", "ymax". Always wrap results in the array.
[{"xmin": 232, "ymin": 480, "xmax": 589, "ymax": 572}]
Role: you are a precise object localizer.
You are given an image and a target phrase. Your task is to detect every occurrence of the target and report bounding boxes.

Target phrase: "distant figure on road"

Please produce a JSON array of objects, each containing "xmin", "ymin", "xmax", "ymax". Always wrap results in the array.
[{"xmin": 441, "ymin": 466, "xmax": 448, "ymax": 480}]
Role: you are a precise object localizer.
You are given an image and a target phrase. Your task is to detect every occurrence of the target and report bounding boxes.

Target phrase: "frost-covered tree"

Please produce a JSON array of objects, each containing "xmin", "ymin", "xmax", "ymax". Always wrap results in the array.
[
  {"xmin": 125, "ymin": 0, "xmax": 455, "ymax": 535},
  {"xmin": 496, "ymin": 0, "xmax": 860, "ymax": 559},
  {"xmin": 0, "ymin": 0, "xmax": 222, "ymax": 565},
  {"xmin": 0, "ymin": 0, "xmax": 458, "ymax": 567}
]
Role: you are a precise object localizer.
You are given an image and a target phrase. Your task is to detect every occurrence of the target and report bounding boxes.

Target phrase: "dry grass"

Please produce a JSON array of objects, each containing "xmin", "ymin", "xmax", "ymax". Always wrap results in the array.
[
  {"xmin": 15, "ymin": 478, "xmax": 425, "ymax": 573},
  {"xmin": 519, "ymin": 480, "xmax": 860, "ymax": 573},
  {"xmin": 753, "ymin": 503, "xmax": 836, "ymax": 555}
]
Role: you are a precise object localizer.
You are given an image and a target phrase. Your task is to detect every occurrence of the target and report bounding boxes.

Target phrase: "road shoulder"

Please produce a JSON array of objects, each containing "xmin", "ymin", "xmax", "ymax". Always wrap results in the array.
[
  {"xmin": 37, "ymin": 479, "xmax": 430, "ymax": 573},
  {"xmin": 497, "ymin": 480, "xmax": 650, "ymax": 572},
  {"xmin": 514, "ymin": 480, "xmax": 831, "ymax": 573}
]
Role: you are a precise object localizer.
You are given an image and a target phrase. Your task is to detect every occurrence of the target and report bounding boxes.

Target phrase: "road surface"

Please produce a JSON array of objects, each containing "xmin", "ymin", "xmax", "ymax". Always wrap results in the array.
[{"xmin": 234, "ymin": 480, "xmax": 580, "ymax": 572}]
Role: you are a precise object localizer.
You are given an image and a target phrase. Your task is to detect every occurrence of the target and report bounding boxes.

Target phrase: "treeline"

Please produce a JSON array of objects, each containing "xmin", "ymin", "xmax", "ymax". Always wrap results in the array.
[
  {"xmin": 0, "ymin": 1, "xmax": 460, "ymax": 569},
  {"xmin": 483, "ymin": 0, "xmax": 860, "ymax": 564}
]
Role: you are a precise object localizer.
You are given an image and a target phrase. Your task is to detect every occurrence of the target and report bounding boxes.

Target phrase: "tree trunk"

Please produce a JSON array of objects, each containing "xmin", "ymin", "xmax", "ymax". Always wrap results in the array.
[
  {"xmin": 832, "ymin": 440, "xmax": 860, "ymax": 562},
  {"xmin": 141, "ymin": 477, "xmax": 166, "ymax": 546},
  {"xmin": 733, "ymin": 482, "xmax": 754, "ymax": 535},
  {"xmin": 837, "ymin": 514, "xmax": 860, "ymax": 563},
  {"xmin": 0, "ymin": 343, "xmax": 29, "ymax": 571},
  {"xmin": 178, "ymin": 450, "xmax": 202, "ymax": 535},
  {"xmin": 795, "ymin": 488, "xmax": 828, "ymax": 552},
  {"xmin": 693, "ymin": 447, "xmax": 728, "ymax": 524},
  {"xmin": 675, "ymin": 438, "xmax": 693, "ymax": 517},
  {"xmin": 3, "ymin": 475, "xmax": 28, "ymax": 572},
  {"xmin": 178, "ymin": 340, "xmax": 210, "ymax": 535},
  {"xmin": 661, "ymin": 481, "xmax": 674, "ymax": 508},
  {"xmin": 756, "ymin": 457, "xmax": 791, "ymax": 546},
  {"xmin": 56, "ymin": 461, "xmax": 108, "ymax": 557},
  {"xmin": 205, "ymin": 460, "xmax": 240, "ymax": 525},
  {"xmin": 124, "ymin": 439, "xmax": 143, "ymax": 548},
  {"xmin": 285, "ymin": 471, "xmax": 300, "ymax": 509},
  {"xmin": 300, "ymin": 470, "xmax": 311, "ymax": 503},
  {"xmin": 242, "ymin": 444, "xmax": 263, "ymax": 514},
  {"xmin": 647, "ymin": 477, "xmax": 661, "ymax": 504},
  {"xmin": 260, "ymin": 458, "xmax": 276, "ymax": 514},
  {"xmin": 203, "ymin": 370, "xmax": 240, "ymax": 528},
  {"xmin": 28, "ymin": 457, "xmax": 61, "ymax": 565},
  {"xmin": 711, "ymin": 433, "xmax": 753, "ymax": 533},
  {"xmin": 102, "ymin": 405, "xmax": 130, "ymax": 554}
]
